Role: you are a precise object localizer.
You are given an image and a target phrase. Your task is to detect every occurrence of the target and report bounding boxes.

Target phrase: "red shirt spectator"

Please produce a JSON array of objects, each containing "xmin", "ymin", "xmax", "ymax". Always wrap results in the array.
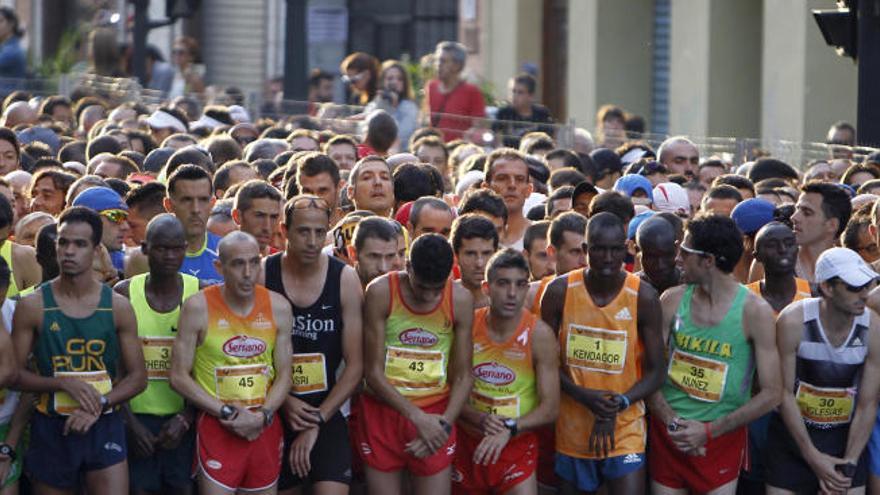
[{"xmin": 426, "ymin": 79, "xmax": 486, "ymax": 142}]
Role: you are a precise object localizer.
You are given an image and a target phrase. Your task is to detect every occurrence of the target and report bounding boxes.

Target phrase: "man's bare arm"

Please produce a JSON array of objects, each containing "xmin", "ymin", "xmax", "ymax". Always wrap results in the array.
[
  {"xmin": 441, "ymin": 285, "xmax": 474, "ymax": 423},
  {"xmin": 625, "ymin": 282, "xmax": 665, "ymax": 403},
  {"xmin": 11, "ymin": 292, "xmax": 61, "ymax": 393},
  {"xmin": 0, "ymin": 328, "xmax": 16, "ymax": 388},
  {"xmin": 843, "ymin": 310, "xmax": 880, "ymax": 462},
  {"xmin": 169, "ymin": 294, "xmax": 225, "ymax": 416},
  {"xmin": 12, "ymin": 244, "xmax": 41, "ymax": 291},
  {"xmin": 516, "ymin": 321, "xmax": 559, "ymax": 432},
  {"xmin": 647, "ymin": 287, "xmax": 685, "ymax": 425},
  {"xmin": 108, "ymin": 293, "xmax": 148, "ymax": 406},
  {"xmin": 265, "ymin": 292, "xmax": 293, "ymax": 414}
]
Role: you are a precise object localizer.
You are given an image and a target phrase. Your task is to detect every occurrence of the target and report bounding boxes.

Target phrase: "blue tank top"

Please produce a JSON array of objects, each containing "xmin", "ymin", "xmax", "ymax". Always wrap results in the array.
[{"xmin": 180, "ymin": 233, "xmax": 223, "ymax": 285}]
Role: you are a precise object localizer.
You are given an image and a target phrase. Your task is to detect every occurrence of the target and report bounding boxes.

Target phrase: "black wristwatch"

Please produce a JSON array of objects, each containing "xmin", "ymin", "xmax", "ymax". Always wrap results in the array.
[
  {"xmin": 261, "ymin": 408, "xmax": 274, "ymax": 427},
  {"xmin": 219, "ymin": 404, "xmax": 236, "ymax": 420},
  {"xmin": 837, "ymin": 462, "xmax": 857, "ymax": 478},
  {"xmin": 100, "ymin": 395, "xmax": 110, "ymax": 413},
  {"xmin": 0, "ymin": 443, "xmax": 14, "ymax": 462},
  {"xmin": 503, "ymin": 418, "xmax": 518, "ymax": 436}
]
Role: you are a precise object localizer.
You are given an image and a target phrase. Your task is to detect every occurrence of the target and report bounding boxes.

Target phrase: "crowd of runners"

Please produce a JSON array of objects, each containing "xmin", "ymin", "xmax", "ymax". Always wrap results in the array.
[{"xmin": 0, "ymin": 37, "xmax": 875, "ymax": 495}]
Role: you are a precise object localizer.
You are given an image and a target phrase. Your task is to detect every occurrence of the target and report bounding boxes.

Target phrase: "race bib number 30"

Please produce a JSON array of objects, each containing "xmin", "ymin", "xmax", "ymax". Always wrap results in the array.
[
  {"xmin": 142, "ymin": 337, "xmax": 174, "ymax": 380},
  {"xmin": 470, "ymin": 391, "xmax": 519, "ymax": 418},
  {"xmin": 796, "ymin": 382, "xmax": 855, "ymax": 427},
  {"xmin": 384, "ymin": 346, "xmax": 445, "ymax": 394},
  {"xmin": 215, "ymin": 364, "xmax": 269, "ymax": 408},
  {"xmin": 667, "ymin": 349, "xmax": 728, "ymax": 403},
  {"xmin": 291, "ymin": 353, "xmax": 328, "ymax": 395},
  {"xmin": 566, "ymin": 325, "xmax": 627, "ymax": 374},
  {"xmin": 54, "ymin": 370, "xmax": 113, "ymax": 415}
]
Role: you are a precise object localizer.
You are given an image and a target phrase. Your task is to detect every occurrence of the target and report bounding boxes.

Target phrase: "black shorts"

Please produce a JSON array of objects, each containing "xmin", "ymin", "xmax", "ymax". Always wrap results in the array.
[
  {"xmin": 26, "ymin": 411, "xmax": 128, "ymax": 490},
  {"xmin": 278, "ymin": 411, "xmax": 352, "ymax": 489},
  {"xmin": 127, "ymin": 413, "xmax": 195, "ymax": 491},
  {"xmin": 764, "ymin": 412, "xmax": 867, "ymax": 491}
]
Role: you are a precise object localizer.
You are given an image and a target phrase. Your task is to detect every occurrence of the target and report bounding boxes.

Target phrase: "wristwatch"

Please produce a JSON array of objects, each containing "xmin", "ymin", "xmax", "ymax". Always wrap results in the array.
[
  {"xmin": 837, "ymin": 462, "xmax": 857, "ymax": 478},
  {"xmin": 616, "ymin": 394, "xmax": 631, "ymax": 412},
  {"xmin": 0, "ymin": 443, "xmax": 14, "ymax": 462},
  {"xmin": 219, "ymin": 404, "xmax": 236, "ymax": 420},
  {"xmin": 100, "ymin": 395, "xmax": 110, "ymax": 413},
  {"xmin": 261, "ymin": 408, "xmax": 274, "ymax": 427},
  {"xmin": 503, "ymin": 418, "xmax": 518, "ymax": 436}
]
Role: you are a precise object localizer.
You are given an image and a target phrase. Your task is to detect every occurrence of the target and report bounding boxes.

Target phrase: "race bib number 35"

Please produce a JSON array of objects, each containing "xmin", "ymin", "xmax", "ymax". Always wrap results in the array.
[
  {"xmin": 291, "ymin": 353, "xmax": 328, "ymax": 395},
  {"xmin": 384, "ymin": 346, "xmax": 445, "ymax": 394},
  {"xmin": 667, "ymin": 349, "xmax": 728, "ymax": 403},
  {"xmin": 54, "ymin": 370, "xmax": 113, "ymax": 415},
  {"xmin": 470, "ymin": 391, "xmax": 519, "ymax": 418},
  {"xmin": 142, "ymin": 337, "xmax": 174, "ymax": 380},
  {"xmin": 796, "ymin": 382, "xmax": 855, "ymax": 427},
  {"xmin": 566, "ymin": 325, "xmax": 627, "ymax": 374},
  {"xmin": 215, "ymin": 364, "xmax": 269, "ymax": 408}
]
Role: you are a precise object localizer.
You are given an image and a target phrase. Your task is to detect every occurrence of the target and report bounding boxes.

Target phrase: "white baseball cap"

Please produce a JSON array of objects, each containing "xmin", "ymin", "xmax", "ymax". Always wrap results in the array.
[
  {"xmin": 146, "ymin": 109, "xmax": 187, "ymax": 133},
  {"xmin": 815, "ymin": 247, "xmax": 878, "ymax": 287},
  {"xmin": 652, "ymin": 182, "xmax": 690, "ymax": 217}
]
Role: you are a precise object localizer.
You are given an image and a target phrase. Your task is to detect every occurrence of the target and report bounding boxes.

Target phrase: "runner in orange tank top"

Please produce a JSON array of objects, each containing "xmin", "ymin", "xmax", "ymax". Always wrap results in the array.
[
  {"xmin": 170, "ymin": 231, "xmax": 294, "ymax": 494},
  {"xmin": 357, "ymin": 234, "xmax": 475, "ymax": 495},
  {"xmin": 541, "ymin": 212, "xmax": 665, "ymax": 495},
  {"xmin": 453, "ymin": 249, "xmax": 559, "ymax": 495}
]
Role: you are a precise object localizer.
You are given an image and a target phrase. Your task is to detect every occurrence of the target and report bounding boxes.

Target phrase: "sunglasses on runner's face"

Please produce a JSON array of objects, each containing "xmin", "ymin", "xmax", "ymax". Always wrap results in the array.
[
  {"xmin": 834, "ymin": 278, "xmax": 875, "ymax": 293},
  {"xmin": 100, "ymin": 209, "xmax": 128, "ymax": 224},
  {"xmin": 677, "ymin": 241, "xmax": 709, "ymax": 257}
]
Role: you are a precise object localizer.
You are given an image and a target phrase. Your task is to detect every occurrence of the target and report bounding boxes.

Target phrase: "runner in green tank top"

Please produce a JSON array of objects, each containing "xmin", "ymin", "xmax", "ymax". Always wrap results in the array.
[
  {"xmin": 648, "ymin": 214, "xmax": 781, "ymax": 495},
  {"xmin": 10, "ymin": 207, "xmax": 146, "ymax": 494},
  {"xmin": 0, "ymin": 193, "xmax": 40, "ymax": 299},
  {"xmin": 114, "ymin": 214, "xmax": 203, "ymax": 495}
]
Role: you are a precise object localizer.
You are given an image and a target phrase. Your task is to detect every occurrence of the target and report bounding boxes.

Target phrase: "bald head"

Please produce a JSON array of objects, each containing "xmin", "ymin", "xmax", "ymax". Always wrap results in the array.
[
  {"xmin": 3, "ymin": 101, "xmax": 37, "ymax": 127},
  {"xmin": 755, "ymin": 221, "xmax": 793, "ymax": 248},
  {"xmin": 145, "ymin": 213, "xmax": 185, "ymax": 244},
  {"xmin": 218, "ymin": 230, "xmax": 259, "ymax": 262},
  {"xmin": 636, "ymin": 216, "xmax": 676, "ymax": 250}
]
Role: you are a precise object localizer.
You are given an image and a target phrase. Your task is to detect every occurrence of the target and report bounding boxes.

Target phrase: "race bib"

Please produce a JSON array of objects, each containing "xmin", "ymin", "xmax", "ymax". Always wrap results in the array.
[
  {"xmin": 291, "ymin": 353, "xmax": 328, "ymax": 395},
  {"xmin": 384, "ymin": 346, "xmax": 445, "ymax": 394},
  {"xmin": 54, "ymin": 370, "xmax": 113, "ymax": 415},
  {"xmin": 470, "ymin": 390, "xmax": 519, "ymax": 418},
  {"xmin": 214, "ymin": 364, "xmax": 269, "ymax": 408},
  {"xmin": 142, "ymin": 337, "xmax": 174, "ymax": 380},
  {"xmin": 566, "ymin": 325, "xmax": 627, "ymax": 374},
  {"xmin": 796, "ymin": 382, "xmax": 855, "ymax": 427},
  {"xmin": 667, "ymin": 349, "xmax": 728, "ymax": 403}
]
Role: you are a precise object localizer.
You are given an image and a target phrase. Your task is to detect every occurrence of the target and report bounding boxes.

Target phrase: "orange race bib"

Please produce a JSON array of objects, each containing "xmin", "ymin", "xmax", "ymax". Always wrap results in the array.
[
  {"xmin": 384, "ymin": 346, "xmax": 446, "ymax": 394},
  {"xmin": 796, "ymin": 382, "xmax": 855, "ymax": 427},
  {"xmin": 566, "ymin": 325, "xmax": 627, "ymax": 374},
  {"xmin": 667, "ymin": 349, "xmax": 728, "ymax": 403},
  {"xmin": 54, "ymin": 370, "xmax": 113, "ymax": 415},
  {"xmin": 142, "ymin": 337, "xmax": 174, "ymax": 380},
  {"xmin": 470, "ymin": 390, "xmax": 519, "ymax": 418},
  {"xmin": 214, "ymin": 364, "xmax": 269, "ymax": 408},
  {"xmin": 291, "ymin": 353, "xmax": 328, "ymax": 395}
]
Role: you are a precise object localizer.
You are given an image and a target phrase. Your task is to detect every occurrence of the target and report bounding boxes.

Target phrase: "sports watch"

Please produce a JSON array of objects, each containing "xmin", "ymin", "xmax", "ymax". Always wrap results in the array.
[
  {"xmin": 0, "ymin": 443, "xmax": 14, "ymax": 461},
  {"xmin": 219, "ymin": 404, "xmax": 236, "ymax": 420},
  {"xmin": 503, "ymin": 418, "xmax": 518, "ymax": 436}
]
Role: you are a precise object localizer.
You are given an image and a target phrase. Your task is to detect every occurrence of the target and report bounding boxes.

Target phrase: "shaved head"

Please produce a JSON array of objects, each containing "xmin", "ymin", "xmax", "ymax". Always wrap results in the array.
[
  {"xmin": 636, "ymin": 216, "xmax": 676, "ymax": 250},
  {"xmin": 145, "ymin": 213, "xmax": 185, "ymax": 244},
  {"xmin": 218, "ymin": 230, "xmax": 259, "ymax": 262}
]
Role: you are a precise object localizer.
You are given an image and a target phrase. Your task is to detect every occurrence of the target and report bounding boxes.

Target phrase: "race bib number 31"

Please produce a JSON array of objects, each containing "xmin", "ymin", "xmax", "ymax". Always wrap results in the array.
[
  {"xmin": 142, "ymin": 337, "xmax": 174, "ymax": 380},
  {"xmin": 291, "ymin": 353, "xmax": 328, "ymax": 395},
  {"xmin": 384, "ymin": 346, "xmax": 445, "ymax": 394},
  {"xmin": 566, "ymin": 325, "xmax": 627, "ymax": 374},
  {"xmin": 667, "ymin": 349, "xmax": 728, "ymax": 403},
  {"xmin": 470, "ymin": 391, "xmax": 519, "ymax": 418},
  {"xmin": 215, "ymin": 364, "xmax": 269, "ymax": 408},
  {"xmin": 796, "ymin": 382, "xmax": 855, "ymax": 427},
  {"xmin": 54, "ymin": 370, "xmax": 113, "ymax": 415}
]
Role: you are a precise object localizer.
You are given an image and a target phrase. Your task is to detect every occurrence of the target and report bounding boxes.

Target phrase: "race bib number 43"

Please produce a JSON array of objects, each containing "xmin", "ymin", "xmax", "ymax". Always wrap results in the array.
[
  {"xmin": 384, "ymin": 346, "xmax": 445, "ymax": 394},
  {"xmin": 215, "ymin": 364, "xmax": 269, "ymax": 408},
  {"xmin": 566, "ymin": 325, "xmax": 627, "ymax": 374},
  {"xmin": 291, "ymin": 353, "xmax": 328, "ymax": 395},
  {"xmin": 54, "ymin": 370, "xmax": 113, "ymax": 415},
  {"xmin": 142, "ymin": 337, "xmax": 174, "ymax": 380},
  {"xmin": 796, "ymin": 382, "xmax": 855, "ymax": 427},
  {"xmin": 667, "ymin": 349, "xmax": 728, "ymax": 403}
]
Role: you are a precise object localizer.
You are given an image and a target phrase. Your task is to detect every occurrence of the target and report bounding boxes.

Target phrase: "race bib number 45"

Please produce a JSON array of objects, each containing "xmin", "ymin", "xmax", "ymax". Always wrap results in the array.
[
  {"xmin": 291, "ymin": 353, "xmax": 328, "ymax": 395},
  {"xmin": 667, "ymin": 349, "xmax": 728, "ymax": 403},
  {"xmin": 566, "ymin": 325, "xmax": 627, "ymax": 374},
  {"xmin": 54, "ymin": 370, "xmax": 113, "ymax": 415},
  {"xmin": 384, "ymin": 346, "xmax": 445, "ymax": 394},
  {"xmin": 215, "ymin": 364, "xmax": 269, "ymax": 408},
  {"xmin": 796, "ymin": 382, "xmax": 855, "ymax": 427}
]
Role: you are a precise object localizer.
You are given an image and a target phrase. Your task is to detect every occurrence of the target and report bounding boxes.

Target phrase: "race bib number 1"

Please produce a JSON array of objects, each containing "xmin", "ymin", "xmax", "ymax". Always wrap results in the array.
[
  {"xmin": 667, "ymin": 349, "xmax": 728, "ymax": 403},
  {"xmin": 54, "ymin": 370, "xmax": 113, "ymax": 415},
  {"xmin": 384, "ymin": 347, "xmax": 445, "ymax": 394},
  {"xmin": 796, "ymin": 382, "xmax": 855, "ymax": 427},
  {"xmin": 215, "ymin": 364, "xmax": 269, "ymax": 408},
  {"xmin": 566, "ymin": 325, "xmax": 627, "ymax": 374},
  {"xmin": 291, "ymin": 353, "xmax": 328, "ymax": 395}
]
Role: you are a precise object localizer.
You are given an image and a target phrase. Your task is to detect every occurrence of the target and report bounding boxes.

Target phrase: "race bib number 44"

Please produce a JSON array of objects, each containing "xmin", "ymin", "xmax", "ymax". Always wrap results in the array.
[
  {"xmin": 291, "ymin": 353, "xmax": 328, "ymax": 395},
  {"xmin": 667, "ymin": 349, "xmax": 728, "ymax": 403},
  {"xmin": 796, "ymin": 382, "xmax": 855, "ymax": 427},
  {"xmin": 142, "ymin": 337, "xmax": 174, "ymax": 380},
  {"xmin": 566, "ymin": 325, "xmax": 627, "ymax": 374},
  {"xmin": 54, "ymin": 370, "xmax": 113, "ymax": 415},
  {"xmin": 214, "ymin": 364, "xmax": 269, "ymax": 408},
  {"xmin": 384, "ymin": 346, "xmax": 445, "ymax": 394}
]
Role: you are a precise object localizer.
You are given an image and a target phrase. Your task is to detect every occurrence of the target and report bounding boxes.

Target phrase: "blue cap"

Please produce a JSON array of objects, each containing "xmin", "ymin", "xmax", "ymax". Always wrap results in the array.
[
  {"xmin": 72, "ymin": 187, "xmax": 127, "ymax": 212},
  {"xmin": 731, "ymin": 198, "xmax": 775, "ymax": 235},
  {"xmin": 17, "ymin": 127, "xmax": 61, "ymax": 155},
  {"xmin": 614, "ymin": 174, "xmax": 653, "ymax": 201},
  {"xmin": 627, "ymin": 210, "xmax": 655, "ymax": 240}
]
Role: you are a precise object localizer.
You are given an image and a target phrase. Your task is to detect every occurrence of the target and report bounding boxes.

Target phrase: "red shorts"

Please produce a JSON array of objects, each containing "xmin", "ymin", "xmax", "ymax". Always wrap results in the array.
[
  {"xmin": 648, "ymin": 415, "xmax": 746, "ymax": 493},
  {"xmin": 353, "ymin": 393, "xmax": 456, "ymax": 477},
  {"xmin": 194, "ymin": 411, "xmax": 284, "ymax": 491},
  {"xmin": 452, "ymin": 427, "xmax": 537, "ymax": 495},
  {"xmin": 536, "ymin": 424, "xmax": 558, "ymax": 487}
]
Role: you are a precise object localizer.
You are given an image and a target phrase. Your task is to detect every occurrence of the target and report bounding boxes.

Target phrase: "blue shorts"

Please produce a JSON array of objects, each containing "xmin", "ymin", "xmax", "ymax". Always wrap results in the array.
[
  {"xmin": 555, "ymin": 452, "xmax": 645, "ymax": 492},
  {"xmin": 26, "ymin": 412, "xmax": 127, "ymax": 489},
  {"xmin": 868, "ymin": 407, "xmax": 880, "ymax": 476},
  {"xmin": 128, "ymin": 414, "xmax": 195, "ymax": 491}
]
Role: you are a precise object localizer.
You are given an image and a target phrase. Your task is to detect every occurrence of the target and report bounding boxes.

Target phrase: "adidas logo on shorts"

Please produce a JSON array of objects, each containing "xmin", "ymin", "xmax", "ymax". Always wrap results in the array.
[
  {"xmin": 622, "ymin": 453, "xmax": 642, "ymax": 464},
  {"xmin": 615, "ymin": 308, "xmax": 633, "ymax": 320},
  {"xmin": 103, "ymin": 442, "xmax": 122, "ymax": 453}
]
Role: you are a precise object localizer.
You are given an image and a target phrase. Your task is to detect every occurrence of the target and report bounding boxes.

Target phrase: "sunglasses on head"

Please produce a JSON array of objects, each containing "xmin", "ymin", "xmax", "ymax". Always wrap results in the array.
[{"xmin": 100, "ymin": 209, "xmax": 128, "ymax": 224}]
